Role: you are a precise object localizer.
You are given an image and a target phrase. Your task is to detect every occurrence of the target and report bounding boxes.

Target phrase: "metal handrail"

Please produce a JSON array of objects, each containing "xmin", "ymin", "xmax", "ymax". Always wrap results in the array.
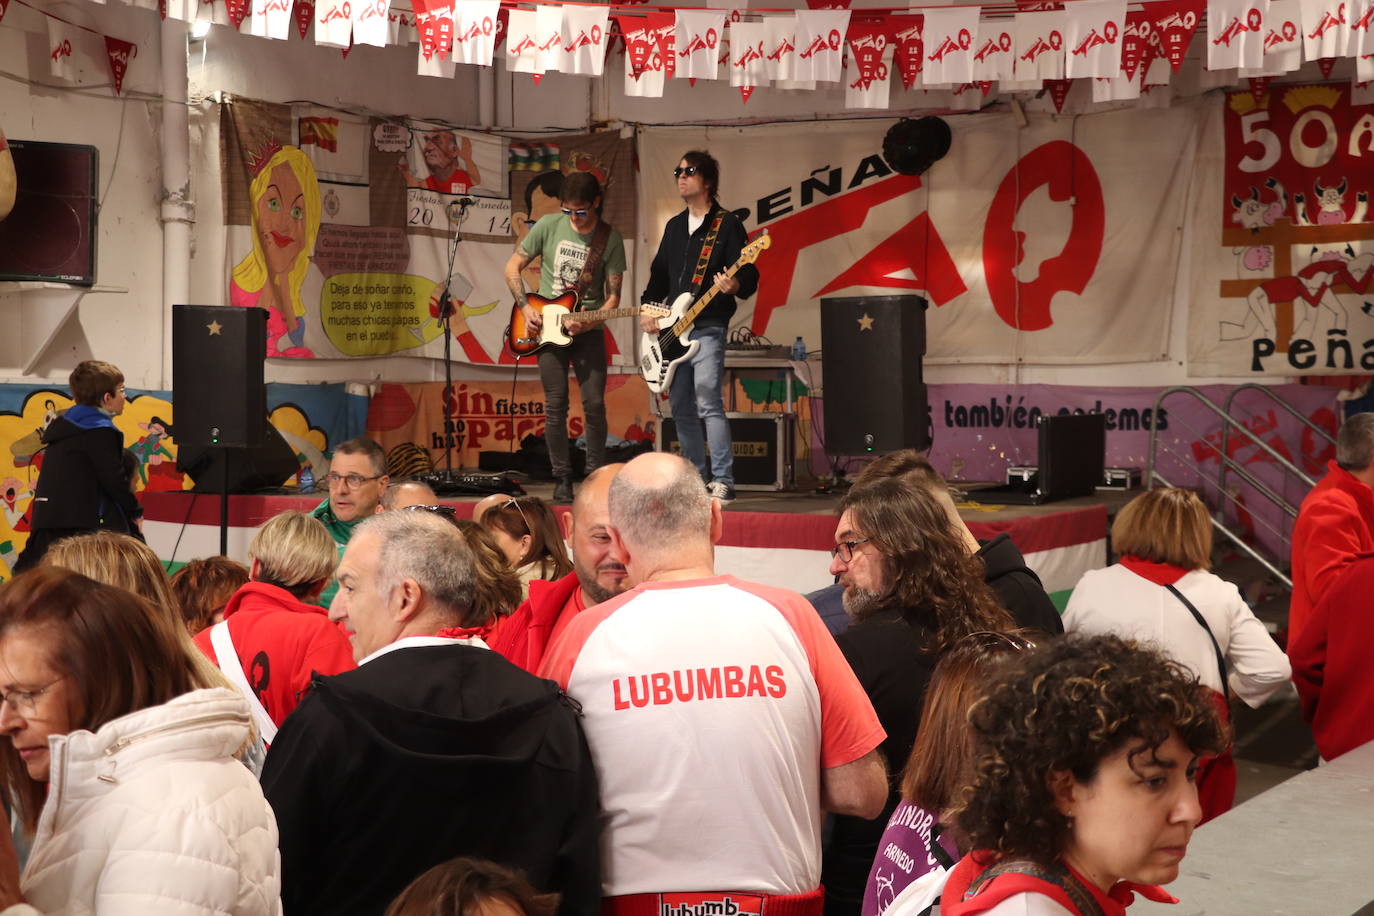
[
  {"xmin": 1146, "ymin": 386, "xmax": 1317, "ymax": 592},
  {"xmin": 1219, "ymin": 383, "xmax": 1336, "ymax": 502}
]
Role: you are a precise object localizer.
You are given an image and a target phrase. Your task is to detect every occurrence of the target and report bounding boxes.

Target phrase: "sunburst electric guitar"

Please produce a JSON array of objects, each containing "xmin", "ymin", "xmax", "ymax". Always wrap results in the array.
[
  {"xmin": 505, "ymin": 292, "xmax": 665, "ymax": 358},
  {"xmin": 638, "ymin": 234, "xmax": 771, "ymax": 394}
]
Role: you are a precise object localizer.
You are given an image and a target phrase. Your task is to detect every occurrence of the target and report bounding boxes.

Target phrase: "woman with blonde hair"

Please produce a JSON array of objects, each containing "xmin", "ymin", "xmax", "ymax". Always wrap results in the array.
[
  {"xmin": 0, "ymin": 567, "xmax": 280, "ymax": 912},
  {"xmin": 192, "ymin": 511, "xmax": 354, "ymax": 735},
  {"xmin": 230, "ymin": 143, "xmax": 322, "ymax": 358},
  {"xmin": 1063, "ymin": 487, "xmax": 1290, "ymax": 821}
]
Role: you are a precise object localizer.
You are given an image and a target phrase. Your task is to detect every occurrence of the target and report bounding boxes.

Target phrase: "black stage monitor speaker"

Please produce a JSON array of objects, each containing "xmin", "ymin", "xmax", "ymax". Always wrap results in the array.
[
  {"xmin": 173, "ymin": 305, "xmax": 269, "ymax": 450},
  {"xmin": 0, "ymin": 140, "xmax": 98, "ymax": 285},
  {"xmin": 176, "ymin": 423, "xmax": 300, "ymax": 494},
  {"xmin": 821, "ymin": 295, "xmax": 929, "ymax": 455}
]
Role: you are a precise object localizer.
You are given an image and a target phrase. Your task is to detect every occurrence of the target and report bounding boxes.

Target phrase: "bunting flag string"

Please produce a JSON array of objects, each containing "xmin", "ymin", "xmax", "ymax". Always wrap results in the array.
[
  {"xmin": 11, "ymin": 0, "xmax": 139, "ymax": 94},
  {"xmin": 13, "ymin": 0, "xmax": 1374, "ymax": 110}
]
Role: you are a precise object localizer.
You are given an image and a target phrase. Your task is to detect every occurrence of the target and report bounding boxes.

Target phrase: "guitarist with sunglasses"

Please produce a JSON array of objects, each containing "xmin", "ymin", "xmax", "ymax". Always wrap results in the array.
[
  {"xmin": 639, "ymin": 151, "xmax": 759, "ymax": 503},
  {"xmin": 504, "ymin": 172, "xmax": 627, "ymax": 504}
]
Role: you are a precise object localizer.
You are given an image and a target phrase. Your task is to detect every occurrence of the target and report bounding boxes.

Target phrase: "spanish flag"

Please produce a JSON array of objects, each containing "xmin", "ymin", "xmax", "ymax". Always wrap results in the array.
[{"xmin": 298, "ymin": 117, "xmax": 339, "ymax": 153}]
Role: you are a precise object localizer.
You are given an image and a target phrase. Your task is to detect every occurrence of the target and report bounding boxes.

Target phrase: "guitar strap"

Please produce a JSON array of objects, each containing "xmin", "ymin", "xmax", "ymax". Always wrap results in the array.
[
  {"xmin": 572, "ymin": 221, "xmax": 613, "ymax": 312},
  {"xmin": 689, "ymin": 213, "xmax": 727, "ymax": 297}
]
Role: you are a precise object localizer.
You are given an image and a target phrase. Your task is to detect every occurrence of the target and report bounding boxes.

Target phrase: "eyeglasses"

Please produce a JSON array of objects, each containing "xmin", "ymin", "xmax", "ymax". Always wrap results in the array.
[
  {"xmin": 829, "ymin": 538, "xmax": 872, "ymax": 563},
  {"xmin": 325, "ymin": 472, "xmax": 385, "ymax": 489},
  {"xmin": 673, "ymin": 165, "xmax": 699, "ymax": 178},
  {"xmin": 561, "ymin": 207, "xmax": 592, "ymax": 218},
  {"xmin": 0, "ymin": 677, "xmax": 66, "ymax": 716}
]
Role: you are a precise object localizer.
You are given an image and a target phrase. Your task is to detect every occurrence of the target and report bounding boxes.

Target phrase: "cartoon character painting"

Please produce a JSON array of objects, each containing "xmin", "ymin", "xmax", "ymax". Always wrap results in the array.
[
  {"xmin": 230, "ymin": 142, "xmax": 323, "ymax": 358},
  {"xmin": 129, "ymin": 416, "xmax": 175, "ymax": 485}
]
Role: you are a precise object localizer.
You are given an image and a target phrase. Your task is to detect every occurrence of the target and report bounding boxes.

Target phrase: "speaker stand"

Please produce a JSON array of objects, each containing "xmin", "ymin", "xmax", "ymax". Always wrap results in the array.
[
  {"xmin": 435, "ymin": 201, "xmax": 472, "ymax": 483},
  {"xmin": 217, "ymin": 446, "xmax": 230, "ymax": 556}
]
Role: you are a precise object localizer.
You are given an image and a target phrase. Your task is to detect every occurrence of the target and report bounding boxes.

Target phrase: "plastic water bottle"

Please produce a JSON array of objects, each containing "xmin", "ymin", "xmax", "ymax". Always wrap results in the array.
[
  {"xmin": 299, "ymin": 465, "xmax": 315, "ymax": 494},
  {"xmin": 790, "ymin": 336, "xmax": 807, "ymax": 361}
]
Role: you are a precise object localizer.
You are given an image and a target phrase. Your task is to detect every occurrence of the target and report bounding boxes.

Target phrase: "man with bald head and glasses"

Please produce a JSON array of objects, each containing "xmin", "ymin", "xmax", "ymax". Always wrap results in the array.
[{"xmin": 309, "ymin": 436, "xmax": 389, "ymax": 607}]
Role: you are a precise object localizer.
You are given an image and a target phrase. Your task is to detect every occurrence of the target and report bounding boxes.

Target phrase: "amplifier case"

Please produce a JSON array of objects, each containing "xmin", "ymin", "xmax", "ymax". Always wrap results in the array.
[{"xmin": 657, "ymin": 412, "xmax": 794, "ymax": 491}]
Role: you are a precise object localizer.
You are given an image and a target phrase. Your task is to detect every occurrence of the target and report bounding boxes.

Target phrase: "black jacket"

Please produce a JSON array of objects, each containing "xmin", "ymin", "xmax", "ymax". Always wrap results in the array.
[
  {"xmin": 641, "ymin": 203, "xmax": 759, "ymax": 328},
  {"xmin": 807, "ymin": 535, "xmax": 1065, "ymax": 639},
  {"xmin": 29, "ymin": 413, "xmax": 140, "ymax": 532},
  {"xmin": 823, "ymin": 609, "xmax": 938, "ymax": 915},
  {"xmin": 975, "ymin": 533, "xmax": 1065, "ymax": 637},
  {"xmin": 261, "ymin": 643, "xmax": 601, "ymax": 916}
]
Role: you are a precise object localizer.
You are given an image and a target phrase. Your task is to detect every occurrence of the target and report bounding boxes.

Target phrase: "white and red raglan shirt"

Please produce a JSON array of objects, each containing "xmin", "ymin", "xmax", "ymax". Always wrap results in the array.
[{"xmin": 540, "ymin": 574, "xmax": 886, "ymax": 896}]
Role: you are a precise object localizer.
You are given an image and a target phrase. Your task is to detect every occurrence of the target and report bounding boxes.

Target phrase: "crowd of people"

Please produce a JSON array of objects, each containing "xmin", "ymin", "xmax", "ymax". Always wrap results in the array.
[{"xmin": 5, "ymin": 359, "xmax": 1345, "ymax": 916}]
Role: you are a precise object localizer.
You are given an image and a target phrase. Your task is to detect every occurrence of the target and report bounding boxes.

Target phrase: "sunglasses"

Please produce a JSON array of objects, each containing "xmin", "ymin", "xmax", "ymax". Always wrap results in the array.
[
  {"xmin": 561, "ymin": 207, "xmax": 592, "ymax": 218},
  {"xmin": 673, "ymin": 165, "xmax": 699, "ymax": 178}
]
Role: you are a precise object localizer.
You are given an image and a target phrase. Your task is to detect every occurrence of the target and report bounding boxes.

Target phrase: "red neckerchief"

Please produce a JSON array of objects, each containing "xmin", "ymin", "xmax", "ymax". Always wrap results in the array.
[
  {"xmin": 436, "ymin": 623, "xmax": 495, "ymax": 641},
  {"xmin": 1119, "ymin": 555, "xmax": 1191, "ymax": 587}
]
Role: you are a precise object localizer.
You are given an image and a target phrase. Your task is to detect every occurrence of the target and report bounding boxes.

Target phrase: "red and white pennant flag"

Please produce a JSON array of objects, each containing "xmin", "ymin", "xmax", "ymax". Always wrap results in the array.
[
  {"xmin": 971, "ymin": 19, "xmax": 1015, "ymax": 83},
  {"xmin": 1013, "ymin": 11, "xmax": 1065, "ymax": 81},
  {"xmin": 1239, "ymin": 0, "xmax": 1302, "ymax": 74},
  {"xmin": 1208, "ymin": 0, "xmax": 1268, "ymax": 69},
  {"xmin": 312, "ymin": 0, "xmax": 352, "ymax": 47},
  {"xmin": 505, "ymin": 8, "xmax": 542, "ymax": 76},
  {"xmin": 1064, "ymin": 0, "xmax": 1125, "ymax": 78},
  {"xmin": 623, "ymin": 11, "xmax": 675, "ymax": 97},
  {"xmin": 676, "ymin": 8, "xmax": 726, "ymax": 80},
  {"xmin": 844, "ymin": 19, "xmax": 891, "ymax": 107},
  {"xmin": 452, "ymin": 0, "xmax": 500, "ymax": 66},
  {"xmin": 889, "ymin": 14, "xmax": 923, "ymax": 89},
  {"xmin": 561, "ymin": 4, "xmax": 609, "ymax": 76},
  {"xmin": 729, "ymin": 20, "xmax": 769, "ymax": 102},
  {"xmin": 104, "ymin": 35, "xmax": 135, "ymax": 93},
  {"xmin": 794, "ymin": 8, "xmax": 849, "ymax": 82},
  {"xmin": 1299, "ymin": 0, "xmax": 1353, "ymax": 60},
  {"xmin": 249, "ymin": 0, "xmax": 292, "ymax": 39},
  {"xmin": 1150, "ymin": 0, "xmax": 1203, "ymax": 70},
  {"xmin": 922, "ymin": 6, "xmax": 979, "ymax": 84}
]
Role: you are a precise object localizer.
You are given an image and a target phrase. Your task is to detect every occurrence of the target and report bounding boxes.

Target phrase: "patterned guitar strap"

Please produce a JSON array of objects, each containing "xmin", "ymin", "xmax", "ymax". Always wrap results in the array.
[
  {"xmin": 572, "ymin": 221, "xmax": 613, "ymax": 312},
  {"xmin": 688, "ymin": 213, "xmax": 727, "ymax": 297}
]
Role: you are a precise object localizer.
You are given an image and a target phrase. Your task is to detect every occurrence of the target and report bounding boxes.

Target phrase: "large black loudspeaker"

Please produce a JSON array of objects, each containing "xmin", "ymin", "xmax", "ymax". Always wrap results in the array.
[
  {"xmin": 0, "ymin": 141, "xmax": 98, "ymax": 285},
  {"xmin": 177, "ymin": 425, "xmax": 299, "ymax": 493},
  {"xmin": 172, "ymin": 305, "xmax": 269, "ymax": 450},
  {"xmin": 821, "ymin": 295, "xmax": 929, "ymax": 454}
]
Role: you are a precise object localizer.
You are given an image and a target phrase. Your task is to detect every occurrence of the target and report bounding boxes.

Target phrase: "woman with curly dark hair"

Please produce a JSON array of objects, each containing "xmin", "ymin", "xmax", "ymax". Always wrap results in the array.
[
  {"xmin": 823, "ymin": 477, "xmax": 1015, "ymax": 915},
  {"xmin": 941, "ymin": 634, "xmax": 1228, "ymax": 916}
]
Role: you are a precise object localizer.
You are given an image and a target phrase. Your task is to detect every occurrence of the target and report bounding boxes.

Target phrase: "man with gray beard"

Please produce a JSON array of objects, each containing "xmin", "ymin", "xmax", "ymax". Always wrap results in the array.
[
  {"xmin": 488, "ymin": 463, "xmax": 629, "ymax": 673},
  {"xmin": 821, "ymin": 478, "xmax": 1015, "ymax": 916}
]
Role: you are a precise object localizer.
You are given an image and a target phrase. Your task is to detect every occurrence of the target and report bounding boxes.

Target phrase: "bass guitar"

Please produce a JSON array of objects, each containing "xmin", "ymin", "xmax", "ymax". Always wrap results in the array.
[
  {"xmin": 505, "ymin": 292, "xmax": 663, "ymax": 357},
  {"xmin": 638, "ymin": 233, "xmax": 771, "ymax": 394}
]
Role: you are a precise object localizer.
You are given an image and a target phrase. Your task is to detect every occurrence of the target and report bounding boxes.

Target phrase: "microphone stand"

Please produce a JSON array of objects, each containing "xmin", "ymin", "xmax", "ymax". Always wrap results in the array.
[{"xmin": 437, "ymin": 197, "xmax": 474, "ymax": 481}]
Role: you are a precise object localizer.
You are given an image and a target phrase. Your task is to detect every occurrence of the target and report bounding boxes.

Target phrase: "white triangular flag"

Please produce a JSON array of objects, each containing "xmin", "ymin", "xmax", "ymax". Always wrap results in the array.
[
  {"xmin": 1064, "ymin": 0, "xmax": 1126, "ymax": 78},
  {"xmin": 972, "ymin": 20, "xmax": 1016, "ymax": 83},
  {"xmin": 1207, "ymin": 0, "xmax": 1269, "ymax": 69},
  {"xmin": 505, "ymin": 9, "xmax": 544, "ymax": 76},
  {"xmin": 561, "ymin": 4, "xmax": 610, "ymax": 76},
  {"xmin": 451, "ymin": 0, "xmax": 499, "ymax": 63},
  {"xmin": 676, "ymin": 9, "xmax": 727, "ymax": 79},
  {"xmin": 794, "ymin": 9, "xmax": 850, "ymax": 81},
  {"xmin": 923, "ymin": 7, "xmax": 980, "ymax": 84},
  {"xmin": 1299, "ymin": 0, "xmax": 1353, "ymax": 60},
  {"xmin": 1014, "ymin": 12, "xmax": 1066, "ymax": 80}
]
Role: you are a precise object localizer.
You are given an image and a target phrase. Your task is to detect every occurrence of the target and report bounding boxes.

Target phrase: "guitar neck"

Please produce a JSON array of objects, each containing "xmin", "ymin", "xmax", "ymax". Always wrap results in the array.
[
  {"xmin": 558, "ymin": 305, "xmax": 644, "ymax": 326},
  {"xmin": 675, "ymin": 260, "xmax": 746, "ymax": 336}
]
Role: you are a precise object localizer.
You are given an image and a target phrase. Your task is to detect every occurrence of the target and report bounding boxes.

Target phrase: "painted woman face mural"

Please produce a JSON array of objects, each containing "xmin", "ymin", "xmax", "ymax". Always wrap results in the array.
[{"xmin": 257, "ymin": 161, "xmax": 307, "ymax": 278}]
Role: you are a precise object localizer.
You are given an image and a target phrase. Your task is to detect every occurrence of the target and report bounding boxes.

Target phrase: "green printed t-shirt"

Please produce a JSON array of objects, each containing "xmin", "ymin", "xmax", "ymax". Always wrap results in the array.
[{"xmin": 519, "ymin": 213, "xmax": 626, "ymax": 311}]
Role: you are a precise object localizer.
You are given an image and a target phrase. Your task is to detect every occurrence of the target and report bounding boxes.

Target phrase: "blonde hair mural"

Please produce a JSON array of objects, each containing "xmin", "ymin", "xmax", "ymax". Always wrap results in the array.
[{"xmin": 230, "ymin": 143, "xmax": 323, "ymax": 358}]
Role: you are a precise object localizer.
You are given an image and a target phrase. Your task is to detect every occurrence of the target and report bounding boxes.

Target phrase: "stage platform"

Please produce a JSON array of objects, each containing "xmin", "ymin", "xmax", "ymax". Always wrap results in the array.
[{"xmin": 143, "ymin": 482, "xmax": 1123, "ymax": 601}]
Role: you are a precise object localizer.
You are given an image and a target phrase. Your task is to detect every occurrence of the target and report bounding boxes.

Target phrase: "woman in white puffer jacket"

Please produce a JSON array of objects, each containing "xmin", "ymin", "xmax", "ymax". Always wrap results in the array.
[{"xmin": 0, "ymin": 566, "xmax": 281, "ymax": 915}]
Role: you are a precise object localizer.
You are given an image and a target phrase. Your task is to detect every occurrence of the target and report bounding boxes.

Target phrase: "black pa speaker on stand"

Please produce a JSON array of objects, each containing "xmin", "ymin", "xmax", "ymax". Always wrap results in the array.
[
  {"xmin": 820, "ymin": 295, "xmax": 930, "ymax": 458},
  {"xmin": 173, "ymin": 305, "xmax": 292, "ymax": 554}
]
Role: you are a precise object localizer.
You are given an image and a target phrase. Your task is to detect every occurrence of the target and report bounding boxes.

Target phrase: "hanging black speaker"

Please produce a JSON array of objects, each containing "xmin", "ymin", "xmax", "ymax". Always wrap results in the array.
[
  {"xmin": 881, "ymin": 117, "xmax": 952, "ymax": 177},
  {"xmin": 821, "ymin": 295, "xmax": 929, "ymax": 455}
]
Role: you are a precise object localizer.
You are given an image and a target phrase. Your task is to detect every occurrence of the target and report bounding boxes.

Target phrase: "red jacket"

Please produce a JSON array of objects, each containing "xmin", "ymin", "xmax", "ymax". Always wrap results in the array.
[
  {"xmin": 1289, "ymin": 461, "xmax": 1374, "ymax": 642},
  {"xmin": 487, "ymin": 572, "xmax": 581, "ymax": 675},
  {"xmin": 193, "ymin": 581, "xmax": 356, "ymax": 727},
  {"xmin": 1289, "ymin": 552, "xmax": 1374, "ymax": 761}
]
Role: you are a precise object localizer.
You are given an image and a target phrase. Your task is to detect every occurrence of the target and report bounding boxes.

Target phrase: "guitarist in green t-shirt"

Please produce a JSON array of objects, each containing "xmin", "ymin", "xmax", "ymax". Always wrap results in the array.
[{"xmin": 504, "ymin": 172, "xmax": 627, "ymax": 504}]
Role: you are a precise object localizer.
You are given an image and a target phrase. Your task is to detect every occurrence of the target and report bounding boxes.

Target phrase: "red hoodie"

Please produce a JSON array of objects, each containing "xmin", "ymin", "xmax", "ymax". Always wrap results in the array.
[
  {"xmin": 1289, "ymin": 551, "xmax": 1374, "ymax": 761},
  {"xmin": 193, "ymin": 581, "xmax": 356, "ymax": 727},
  {"xmin": 487, "ymin": 572, "xmax": 583, "ymax": 674}
]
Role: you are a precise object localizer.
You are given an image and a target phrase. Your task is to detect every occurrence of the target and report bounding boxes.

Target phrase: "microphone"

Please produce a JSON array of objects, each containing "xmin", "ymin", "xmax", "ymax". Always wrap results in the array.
[{"xmin": 457, "ymin": 197, "xmax": 475, "ymax": 208}]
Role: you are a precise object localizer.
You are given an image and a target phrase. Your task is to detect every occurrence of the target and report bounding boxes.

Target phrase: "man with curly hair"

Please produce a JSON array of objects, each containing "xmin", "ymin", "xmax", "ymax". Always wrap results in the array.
[
  {"xmin": 942, "ymin": 634, "xmax": 1226, "ymax": 915},
  {"xmin": 821, "ymin": 479, "xmax": 1016, "ymax": 916}
]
